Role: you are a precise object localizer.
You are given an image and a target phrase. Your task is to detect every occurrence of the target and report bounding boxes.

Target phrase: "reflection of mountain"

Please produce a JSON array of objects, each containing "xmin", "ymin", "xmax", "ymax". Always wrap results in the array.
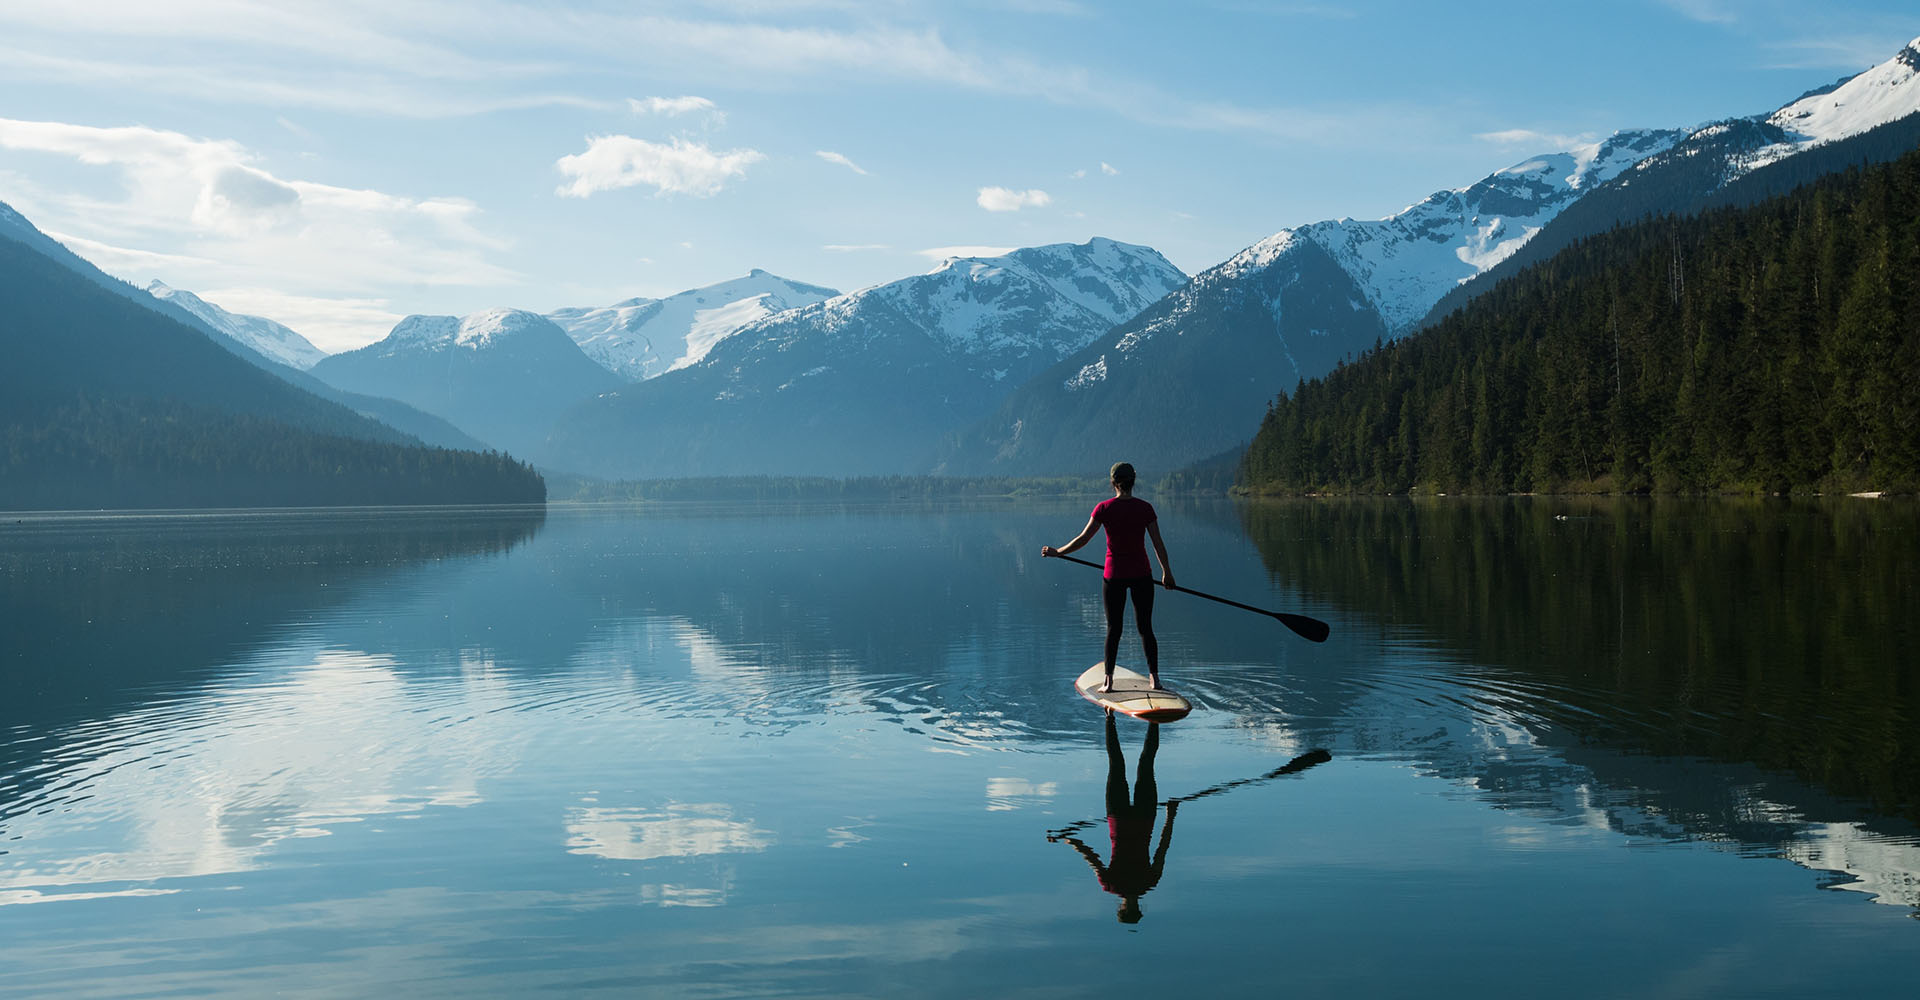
[
  {"xmin": 0, "ymin": 507, "xmax": 546, "ymax": 800},
  {"xmin": 1237, "ymin": 497, "xmax": 1920, "ymax": 907}
]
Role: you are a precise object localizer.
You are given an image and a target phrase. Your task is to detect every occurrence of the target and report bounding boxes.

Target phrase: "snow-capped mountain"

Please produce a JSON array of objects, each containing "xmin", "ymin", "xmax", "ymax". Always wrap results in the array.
[
  {"xmin": 1295, "ymin": 130, "xmax": 1686, "ymax": 335},
  {"xmin": 1752, "ymin": 35, "xmax": 1920, "ymax": 166},
  {"xmin": 145, "ymin": 281, "xmax": 327, "ymax": 370},
  {"xmin": 542, "ymin": 238, "xmax": 1186, "ymax": 478},
  {"xmin": 1423, "ymin": 34, "xmax": 1920, "ymax": 329},
  {"xmin": 944, "ymin": 34, "xmax": 1920, "ymax": 478},
  {"xmin": 313, "ymin": 308, "xmax": 622, "ymax": 459},
  {"xmin": 547, "ymin": 270, "xmax": 838, "ymax": 381}
]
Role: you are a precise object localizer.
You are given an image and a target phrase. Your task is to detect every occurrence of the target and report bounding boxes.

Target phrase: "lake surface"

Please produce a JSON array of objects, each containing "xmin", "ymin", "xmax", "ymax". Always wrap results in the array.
[{"xmin": 2, "ymin": 497, "xmax": 1916, "ymax": 997}]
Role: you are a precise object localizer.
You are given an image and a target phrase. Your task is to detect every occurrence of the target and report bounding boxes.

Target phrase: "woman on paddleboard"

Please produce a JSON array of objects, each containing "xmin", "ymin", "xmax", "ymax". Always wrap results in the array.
[{"xmin": 1041, "ymin": 462, "xmax": 1174, "ymax": 692}]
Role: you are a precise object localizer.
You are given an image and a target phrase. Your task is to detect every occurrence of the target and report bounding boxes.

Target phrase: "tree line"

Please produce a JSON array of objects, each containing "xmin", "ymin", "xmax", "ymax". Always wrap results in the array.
[
  {"xmin": 1240, "ymin": 142, "xmax": 1920, "ymax": 495},
  {"xmin": 1, "ymin": 394, "xmax": 545, "ymax": 510}
]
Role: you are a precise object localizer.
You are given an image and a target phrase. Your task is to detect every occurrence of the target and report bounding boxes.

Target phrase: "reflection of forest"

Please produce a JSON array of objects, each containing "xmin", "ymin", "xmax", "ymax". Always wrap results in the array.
[
  {"xmin": 1239, "ymin": 497, "xmax": 1920, "ymax": 905},
  {"xmin": 1, "ymin": 507, "xmax": 546, "ymax": 756}
]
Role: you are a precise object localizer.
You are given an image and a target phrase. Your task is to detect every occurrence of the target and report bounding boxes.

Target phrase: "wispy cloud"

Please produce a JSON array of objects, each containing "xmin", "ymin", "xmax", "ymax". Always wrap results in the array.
[
  {"xmin": 0, "ymin": 3, "xmax": 1419, "ymax": 143},
  {"xmin": 0, "ymin": 116, "xmax": 514, "ymax": 347},
  {"xmin": 629, "ymin": 95, "xmax": 718, "ymax": 116},
  {"xmin": 916, "ymin": 245, "xmax": 1016, "ymax": 261},
  {"xmin": 976, "ymin": 186, "xmax": 1050, "ymax": 212},
  {"xmin": 555, "ymin": 135, "xmax": 765, "ymax": 198},
  {"xmin": 194, "ymin": 287, "xmax": 406, "ymax": 355},
  {"xmin": 1100, "ymin": 161, "xmax": 1118, "ymax": 175},
  {"xmin": 47, "ymin": 232, "xmax": 221, "ymax": 271},
  {"xmin": 1762, "ymin": 33, "xmax": 1910, "ymax": 71},
  {"xmin": 816, "ymin": 150, "xmax": 868, "ymax": 175},
  {"xmin": 1475, "ymin": 128, "xmax": 1597, "ymax": 150},
  {"xmin": 1656, "ymin": 0, "xmax": 1738, "ymax": 25}
]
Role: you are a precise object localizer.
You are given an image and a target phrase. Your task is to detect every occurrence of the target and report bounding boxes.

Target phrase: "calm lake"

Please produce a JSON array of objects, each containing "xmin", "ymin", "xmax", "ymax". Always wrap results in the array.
[{"xmin": 2, "ymin": 497, "xmax": 1916, "ymax": 997}]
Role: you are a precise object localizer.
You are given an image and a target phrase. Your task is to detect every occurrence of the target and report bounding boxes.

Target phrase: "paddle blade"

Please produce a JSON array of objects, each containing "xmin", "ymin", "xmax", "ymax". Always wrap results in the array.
[{"xmin": 1275, "ymin": 612, "xmax": 1330, "ymax": 643}]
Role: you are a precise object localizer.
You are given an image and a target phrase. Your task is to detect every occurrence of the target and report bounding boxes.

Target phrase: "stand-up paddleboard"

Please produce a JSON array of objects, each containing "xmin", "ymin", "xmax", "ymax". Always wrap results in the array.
[{"xmin": 1074, "ymin": 664, "xmax": 1192, "ymax": 722}]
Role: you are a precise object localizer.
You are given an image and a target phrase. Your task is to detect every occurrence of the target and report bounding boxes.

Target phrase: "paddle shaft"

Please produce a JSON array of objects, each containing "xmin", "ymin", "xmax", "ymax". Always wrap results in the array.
[{"xmin": 1048, "ymin": 552, "xmax": 1330, "ymax": 643}]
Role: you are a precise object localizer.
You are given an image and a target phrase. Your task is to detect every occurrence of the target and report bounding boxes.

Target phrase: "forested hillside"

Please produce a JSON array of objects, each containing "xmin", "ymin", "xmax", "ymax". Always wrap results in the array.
[
  {"xmin": 1240, "ymin": 144, "xmax": 1920, "ymax": 495},
  {"xmin": 0, "ymin": 236, "xmax": 545, "ymax": 509}
]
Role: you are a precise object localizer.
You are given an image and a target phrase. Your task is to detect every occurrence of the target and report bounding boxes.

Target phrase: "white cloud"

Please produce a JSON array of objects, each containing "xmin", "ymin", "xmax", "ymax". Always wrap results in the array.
[
  {"xmin": 555, "ymin": 135, "xmax": 765, "ymax": 198},
  {"xmin": 815, "ymin": 150, "xmax": 868, "ymax": 175},
  {"xmin": 915, "ymin": 245, "xmax": 1016, "ymax": 261},
  {"xmin": 628, "ymin": 95, "xmax": 718, "ymax": 116},
  {"xmin": 1475, "ymin": 128, "xmax": 1596, "ymax": 150},
  {"xmin": 195, "ymin": 288, "xmax": 405, "ymax": 356},
  {"xmin": 47, "ymin": 231, "xmax": 220, "ymax": 272},
  {"xmin": 1099, "ymin": 161, "xmax": 1118, "ymax": 175},
  {"xmin": 0, "ymin": 116, "xmax": 513, "ymax": 349},
  {"xmin": 1068, "ymin": 168, "xmax": 1086, "ymax": 179},
  {"xmin": 976, "ymin": 186, "xmax": 1051, "ymax": 212}
]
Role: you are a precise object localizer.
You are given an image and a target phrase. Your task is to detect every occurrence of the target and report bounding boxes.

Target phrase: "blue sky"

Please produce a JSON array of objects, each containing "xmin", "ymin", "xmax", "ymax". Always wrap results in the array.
[{"xmin": 2, "ymin": 0, "xmax": 1917, "ymax": 352}]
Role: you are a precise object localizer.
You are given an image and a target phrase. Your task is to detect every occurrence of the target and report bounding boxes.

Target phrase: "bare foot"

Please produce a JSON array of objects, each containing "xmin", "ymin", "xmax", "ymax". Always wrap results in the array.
[
  {"xmin": 1149, "ymin": 676, "xmax": 1164, "ymax": 691},
  {"xmin": 1097, "ymin": 679, "xmax": 1115, "ymax": 693}
]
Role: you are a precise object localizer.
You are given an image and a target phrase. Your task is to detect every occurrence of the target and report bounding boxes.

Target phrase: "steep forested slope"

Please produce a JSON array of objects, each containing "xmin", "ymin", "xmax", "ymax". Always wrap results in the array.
[
  {"xmin": 0, "ymin": 237, "xmax": 544, "ymax": 509},
  {"xmin": 1240, "ymin": 145, "xmax": 1920, "ymax": 495}
]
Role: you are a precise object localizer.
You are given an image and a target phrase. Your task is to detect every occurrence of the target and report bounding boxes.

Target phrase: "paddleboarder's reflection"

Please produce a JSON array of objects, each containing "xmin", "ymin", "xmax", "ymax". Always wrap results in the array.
[
  {"xmin": 1050, "ymin": 719, "xmax": 1333, "ymax": 924},
  {"xmin": 1054, "ymin": 713, "xmax": 1177, "ymax": 923}
]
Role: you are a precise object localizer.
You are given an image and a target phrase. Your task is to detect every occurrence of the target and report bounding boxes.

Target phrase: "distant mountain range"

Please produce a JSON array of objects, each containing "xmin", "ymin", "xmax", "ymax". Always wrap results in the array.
[
  {"xmin": 543, "ymin": 238, "xmax": 1187, "ymax": 478},
  {"xmin": 8, "ymin": 33, "xmax": 1919, "ymax": 492},
  {"xmin": 942, "ymin": 34, "xmax": 1920, "ymax": 477},
  {"xmin": 547, "ymin": 270, "xmax": 839, "ymax": 381},
  {"xmin": 312, "ymin": 308, "xmax": 624, "ymax": 462}
]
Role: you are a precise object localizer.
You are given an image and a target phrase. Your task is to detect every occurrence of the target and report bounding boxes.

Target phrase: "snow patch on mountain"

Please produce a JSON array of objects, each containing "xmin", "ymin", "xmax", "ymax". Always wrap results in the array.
[
  {"xmin": 1745, "ymin": 35, "xmax": 1920, "ymax": 172},
  {"xmin": 144, "ymin": 280, "xmax": 327, "ymax": 370},
  {"xmin": 797, "ymin": 238, "xmax": 1185, "ymax": 362},
  {"xmin": 1292, "ymin": 129, "xmax": 1686, "ymax": 333},
  {"xmin": 547, "ymin": 269, "xmax": 837, "ymax": 381}
]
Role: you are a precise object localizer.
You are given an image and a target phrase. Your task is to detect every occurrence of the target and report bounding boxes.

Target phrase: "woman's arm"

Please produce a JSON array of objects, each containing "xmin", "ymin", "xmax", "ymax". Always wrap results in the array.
[
  {"xmin": 1147, "ymin": 521, "xmax": 1174, "ymax": 589},
  {"xmin": 1042, "ymin": 516, "xmax": 1100, "ymax": 558}
]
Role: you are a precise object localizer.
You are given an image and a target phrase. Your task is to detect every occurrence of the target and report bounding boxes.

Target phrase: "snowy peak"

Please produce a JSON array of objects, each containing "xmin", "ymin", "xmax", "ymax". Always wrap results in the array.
[
  {"xmin": 376, "ymin": 308, "xmax": 564, "ymax": 355},
  {"xmin": 1765, "ymin": 34, "xmax": 1920, "ymax": 146},
  {"xmin": 546, "ymin": 270, "xmax": 838, "ymax": 380},
  {"xmin": 144, "ymin": 279, "xmax": 327, "ymax": 370},
  {"xmin": 1211, "ymin": 127, "xmax": 1686, "ymax": 333},
  {"xmin": 831, "ymin": 237, "xmax": 1185, "ymax": 356}
]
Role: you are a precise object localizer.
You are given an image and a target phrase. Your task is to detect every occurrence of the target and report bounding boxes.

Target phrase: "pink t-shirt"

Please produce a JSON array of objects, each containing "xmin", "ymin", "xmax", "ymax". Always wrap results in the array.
[{"xmin": 1092, "ymin": 496, "xmax": 1157, "ymax": 580}]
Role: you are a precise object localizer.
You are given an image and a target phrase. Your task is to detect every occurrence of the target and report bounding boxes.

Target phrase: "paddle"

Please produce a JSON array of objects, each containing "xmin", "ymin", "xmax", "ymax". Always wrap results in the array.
[{"xmin": 1048, "ymin": 552, "xmax": 1330, "ymax": 643}]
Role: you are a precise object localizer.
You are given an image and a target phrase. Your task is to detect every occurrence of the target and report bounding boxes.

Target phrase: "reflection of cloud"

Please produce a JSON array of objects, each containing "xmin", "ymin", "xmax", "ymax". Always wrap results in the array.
[
  {"xmin": 567, "ymin": 802, "xmax": 774, "ymax": 861},
  {"xmin": 0, "ymin": 887, "xmax": 180, "ymax": 907},
  {"xmin": 635, "ymin": 882, "xmax": 730, "ymax": 907},
  {"xmin": 827, "ymin": 816, "xmax": 875, "ymax": 848},
  {"xmin": 0, "ymin": 650, "xmax": 526, "ymax": 899},
  {"xmin": 985, "ymin": 777, "xmax": 1058, "ymax": 812}
]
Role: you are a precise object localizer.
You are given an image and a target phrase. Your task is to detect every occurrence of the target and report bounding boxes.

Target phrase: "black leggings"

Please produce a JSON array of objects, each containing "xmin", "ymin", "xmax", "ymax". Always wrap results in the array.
[{"xmin": 1102, "ymin": 577, "xmax": 1158, "ymax": 675}]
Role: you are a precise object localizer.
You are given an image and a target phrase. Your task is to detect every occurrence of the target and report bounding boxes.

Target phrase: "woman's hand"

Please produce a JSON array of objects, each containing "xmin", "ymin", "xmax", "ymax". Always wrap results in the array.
[{"xmin": 1162, "ymin": 570, "xmax": 1176, "ymax": 590}]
